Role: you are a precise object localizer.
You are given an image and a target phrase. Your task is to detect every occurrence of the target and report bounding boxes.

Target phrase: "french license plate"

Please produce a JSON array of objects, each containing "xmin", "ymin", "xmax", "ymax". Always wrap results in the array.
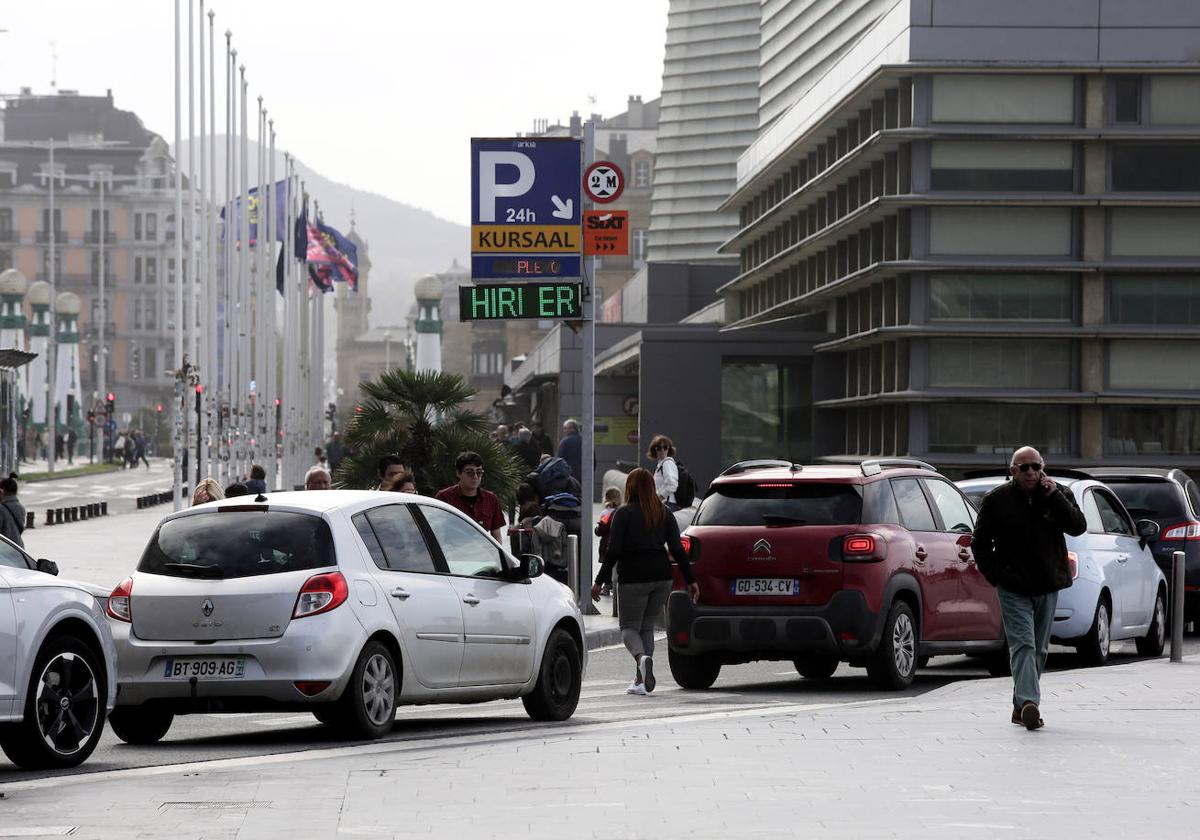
[
  {"xmin": 163, "ymin": 657, "xmax": 246, "ymax": 680},
  {"xmin": 731, "ymin": 578, "xmax": 800, "ymax": 596}
]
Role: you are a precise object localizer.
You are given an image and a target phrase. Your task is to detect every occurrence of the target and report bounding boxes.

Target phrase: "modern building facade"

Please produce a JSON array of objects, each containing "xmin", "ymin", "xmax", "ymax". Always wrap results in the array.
[{"xmin": 719, "ymin": 1, "xmax": 1200, "ymax": 470}]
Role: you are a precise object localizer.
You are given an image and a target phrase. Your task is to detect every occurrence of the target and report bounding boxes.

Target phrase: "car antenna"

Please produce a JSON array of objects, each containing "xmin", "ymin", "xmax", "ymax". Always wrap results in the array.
[{"xmin": 254, "ymin": 494, "xmax": 268, "ymax": 503}]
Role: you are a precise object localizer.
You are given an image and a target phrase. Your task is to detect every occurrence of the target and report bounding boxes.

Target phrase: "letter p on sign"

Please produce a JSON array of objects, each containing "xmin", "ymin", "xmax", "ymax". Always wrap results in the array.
[{"xmin": 478, "ymin": 152, "xmax": 534, "ymax": 222}]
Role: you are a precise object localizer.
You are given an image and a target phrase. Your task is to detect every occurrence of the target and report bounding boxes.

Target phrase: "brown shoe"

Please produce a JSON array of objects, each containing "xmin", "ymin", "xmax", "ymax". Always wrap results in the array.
[{"xmin": 1019, "ymin": 701, "xmax": 1044, "ymax": 730}]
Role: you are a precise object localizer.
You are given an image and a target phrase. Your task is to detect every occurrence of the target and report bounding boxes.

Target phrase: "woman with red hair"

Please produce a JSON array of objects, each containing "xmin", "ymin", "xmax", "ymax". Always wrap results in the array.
[{"xmin": 591, "ymin": 468, "xmax": 698, "ymax": 695}]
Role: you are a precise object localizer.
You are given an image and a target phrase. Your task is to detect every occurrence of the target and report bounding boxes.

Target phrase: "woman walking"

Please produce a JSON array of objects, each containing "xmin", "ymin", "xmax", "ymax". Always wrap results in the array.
[
  {"xmin": 591, "ymin": 468, "xmax": 698, "ymax": 695},
  {"xmin": 647, "ymin": 434, "xmax": 680, "ymax": 511}
]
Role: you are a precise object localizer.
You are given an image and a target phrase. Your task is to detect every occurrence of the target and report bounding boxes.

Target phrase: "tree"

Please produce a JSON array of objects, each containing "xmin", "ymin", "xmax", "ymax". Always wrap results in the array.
[{"xmin": 334, "ymin": 369, "xmax": 525, "ymax": 505}]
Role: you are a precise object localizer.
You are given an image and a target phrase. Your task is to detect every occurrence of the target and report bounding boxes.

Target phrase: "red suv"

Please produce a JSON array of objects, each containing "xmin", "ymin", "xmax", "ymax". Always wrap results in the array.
[{"xmin": 668, "ymin": 459, "xmax": 1005, "ymax": 690}]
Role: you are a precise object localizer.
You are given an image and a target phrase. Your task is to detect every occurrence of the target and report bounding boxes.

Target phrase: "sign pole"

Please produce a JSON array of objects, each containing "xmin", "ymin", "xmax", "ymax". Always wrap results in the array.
[{"xmin": 579, "ymin": 120, "xmax": 597, "ymax": 615}]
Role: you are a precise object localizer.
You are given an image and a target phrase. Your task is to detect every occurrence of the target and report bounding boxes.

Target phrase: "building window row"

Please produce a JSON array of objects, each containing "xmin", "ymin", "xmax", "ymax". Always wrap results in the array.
[
  {"xmin": 836, "ymin": 276, "xmax": 911, "ymax": 340},
  {"xmin": 845, "ymin": 339, "xmax": 910, "ymax": 400},
  {"xmin": 929, "ymin": 140, "xmax": 1075, "ymax": 191},
  {"xmin": 929, "ymin": 274, "xmax": 1073, "ymax": 322},
  {"xmin": 927, "ymin": 403, "xmax": 1073, "ymax": 457},
  {"xmin": 1109, "ymin": 275, "xmax": 1200, "ymax": 325},
  {"xmin": 928, "ymin": 338, "xmax": 1072, "ymax": 390},
  {"xmin": 1111, "ymin": 75, "xmax": 1200, "ymax": 127},
  {"xmin": 1106, "ymin": 407, "xmax": 1200, "ymax": 456},
  {"xmin": 930, "ymin": 74, "xmax": 1076, "ymax": 125},
  {"xmin": 841, "ymin": 404, "xmax": 909, "ymax": 458}
]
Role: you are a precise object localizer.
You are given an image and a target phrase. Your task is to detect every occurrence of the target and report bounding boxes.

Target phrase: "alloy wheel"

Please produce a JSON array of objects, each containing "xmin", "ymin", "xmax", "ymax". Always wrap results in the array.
[
  {"xmin": 893, "ymin": 613, "xmax": 916, "ymax": 676},
  {"xmin": 1098, "ymin": 603, "xmax": 1110, "ymax": 659},
  {"xmin": 1153, "ymin": 598, "xmax": 1166, "ymax": 648},
  {"xmin": 361, "ymin": 653, "xmax": 395, "ymax": 727},
  {"xmin": 549, "ymin": 648, "xmax": 573, "ymax": 703},
  {"xmin": 35, "ymin": 651, "xmax": 99, "ymax": 756}
]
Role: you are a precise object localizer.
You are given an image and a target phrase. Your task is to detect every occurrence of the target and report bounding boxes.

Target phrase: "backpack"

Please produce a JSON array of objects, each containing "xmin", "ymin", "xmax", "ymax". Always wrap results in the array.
[
  {"xmin": 672, "ymin": 459, "xmax": 697, "ymax": 508},
  {"xmin": 531, "ymin": 456, "xmax": 573, "ymax": 498}
]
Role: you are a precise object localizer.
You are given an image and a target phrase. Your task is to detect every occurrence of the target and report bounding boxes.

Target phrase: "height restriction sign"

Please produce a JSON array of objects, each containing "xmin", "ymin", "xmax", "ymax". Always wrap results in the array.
[{"xmin": 583, "ymin": 161, "xmax": 624, "ymax": 203}]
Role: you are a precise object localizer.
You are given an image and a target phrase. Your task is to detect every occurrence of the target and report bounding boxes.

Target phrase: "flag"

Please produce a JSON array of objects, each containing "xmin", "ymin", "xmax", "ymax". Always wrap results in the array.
[
  {"xmin": 220, "ymin": 180, "xmax": 287, "ymax": 245},
  {"xmin": 276, "ymin": 210, "xmax": 310, "ymax": 295},
  {"xmin": 314, "ymin": 219, "xmax": 359, "ymax": 291},
  {"xmin": 305, "ymin": 220, "xmax": 338, "ymax": 294}
]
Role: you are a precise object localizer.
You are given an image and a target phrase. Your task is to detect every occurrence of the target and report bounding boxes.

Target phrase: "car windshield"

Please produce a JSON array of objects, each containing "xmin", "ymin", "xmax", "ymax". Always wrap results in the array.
[
  {"xmin": 1102, "ymin": 481, "xmax": 1186, "ymax": 521},
  {"xmin": 138, "ymin": 511, "xmax": 335, "ymax": 579},
  {"xmin": 695, "ymin": 482, "xmax": 863, "ymax": 527}
]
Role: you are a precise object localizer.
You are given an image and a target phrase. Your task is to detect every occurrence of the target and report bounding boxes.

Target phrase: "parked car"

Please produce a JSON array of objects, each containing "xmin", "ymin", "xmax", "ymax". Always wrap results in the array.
[
  {"xmin": 1083, "ymin": 468, "xmax": 1200, "ymax": 626},
  {"xmin": 0, "ymin": 537, "xmax": 117, "ymax": 770},
  {"xmin": 105, "ymin": 491, "xmax": 585, "ymax": 744},
  {"xmin": 666, "ymin": 459, "xmax": 1006, "ymax": 691},
  {"xmin": 957, "ymin": 470, "xmax": 1167, "ymax": 665}
]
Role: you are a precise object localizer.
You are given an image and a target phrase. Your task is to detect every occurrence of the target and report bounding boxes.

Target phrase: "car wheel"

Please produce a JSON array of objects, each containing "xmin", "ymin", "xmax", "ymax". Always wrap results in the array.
[
  {"xmin": 522, "ymin": 628, "xmax": 582, "ymax": 721},
  {"xmin": 1077, "ymin": 596, "xmax": 1112, "ymax": 666},
  {"xmin": 915, "ymin": 655, "xmax": 930, "ymax": 670},
  {"xmin": 336, "ymin": 640, "xmax": 398, "ymax": 739},
  {"xmin": 668, "ymin": 648, "xmax": 721, "ymax": 690},
  {"xmin": 311, "ymin": 705, "xmax": 341, "ymax": 727},
  {"xmin": 108, "ymin": 707, "xmax": 174, "ymax": 745},
  {"xmin": 983, "ymin": 646, "xmax": 1012, "ymax": 677},
  {"xmin": 866, "ymin": 601, "xmax": 917, "ymax": 690},
  {"xmin": 1136, "ymin": 589, "xmax": 1167, "ymax": 658},
  {"xmin": 793, "ymin": 654, "xmax": 839, "ymax": 680},
  {"xmin": 0, "ymin": 635, "xmax": 106, "ymax": 770}
]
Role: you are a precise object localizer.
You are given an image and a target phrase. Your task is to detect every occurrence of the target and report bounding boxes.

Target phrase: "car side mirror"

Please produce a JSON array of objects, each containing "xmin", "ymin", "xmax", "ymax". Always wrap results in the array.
[
  {"xmin": 955, "ymin": 533, "xmax": 973, "ymax": 548},
  {"xmin": 518, "ymin": 554, "xmax": 545, "ymax": 580},
  {"xmin": 36, "ymin": 558, "xmax": 58, "ymax": 576},
  {"xmin": 1136, "ymin": 519, "xmax": 1160, "ymax": 548}
]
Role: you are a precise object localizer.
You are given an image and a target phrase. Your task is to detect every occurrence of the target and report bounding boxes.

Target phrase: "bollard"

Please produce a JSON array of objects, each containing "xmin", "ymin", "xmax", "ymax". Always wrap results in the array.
[
  {"xmin": 80, "ymin": 505, "xmax": 88, "ymax": 521},
  {"xmin": 46, "ymin": 509, "xmax": 55, "ymax": 526},
  {"xmin": 1171, "ymin": 550, "xmax": 1186, "ymax": 663},
  {"xmin": 89, "ymin": 503, "xmax": 98, "ymax": 517},
  {"xmin": 100, "ymin": 501, "xmax": 108, "ymax": 516},
  {"xmin": 70, "ymin": 507, "xmax": 78, "ymax": 522},
  {"xmin": 54, "ymin": 508, "xmax": 64, "ymax": 524},
  {"xmin": 25, "ymin": 511, "xmax": 34, "ymax": 530},
  {"xmin": 566, "ymin": 534, "xmax": 580, "ymax": 604},
  {"xmin": 137, "ymin": 496, "xmax": 144, "ymax": 510}
]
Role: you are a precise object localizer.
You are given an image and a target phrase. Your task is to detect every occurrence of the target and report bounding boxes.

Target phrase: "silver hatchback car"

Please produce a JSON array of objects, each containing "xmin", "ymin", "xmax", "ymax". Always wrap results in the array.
[{"xmin": 106, "ymin": 491, "xmax": 586, "ymax": 743}]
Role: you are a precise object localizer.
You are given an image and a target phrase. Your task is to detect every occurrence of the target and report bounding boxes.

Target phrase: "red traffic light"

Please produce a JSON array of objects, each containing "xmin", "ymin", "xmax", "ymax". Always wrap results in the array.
[
  {"xmin": 275, "ymin": 398, "xmax": 281, "ymax": 407},
  {"xmin": 106, "ymin": 392, "xmax": 115, "ymax": 402},
  {"xmin": 155, "ymin": 403, "xmax": 163, "ymax": 413},
  {"xmin": 195, "ymin": 384, "xmax": 203, "ymax": 394}
]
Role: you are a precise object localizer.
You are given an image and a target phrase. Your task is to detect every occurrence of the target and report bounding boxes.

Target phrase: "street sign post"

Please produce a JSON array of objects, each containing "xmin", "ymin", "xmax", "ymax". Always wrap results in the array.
[
  {"xmin": 471, "ymin": 137, "xmax": 583, "ymax": 279},
  {"xmin": 459, "ymin": 282, "xmax": 582, "ymax": 321}
]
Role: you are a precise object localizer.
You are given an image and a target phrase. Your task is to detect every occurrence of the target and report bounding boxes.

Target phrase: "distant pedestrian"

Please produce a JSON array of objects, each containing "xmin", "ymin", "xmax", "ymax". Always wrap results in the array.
[
  {"xmin": 192, "ymin": 477, "xmax": 224, "ymax": 506},
  {"xmin": 435, "ymin": 451, "xmax": 505, "ymax": 542},
  {"xmin": 384, "ymin": 471, "xmax": 417, "ymax": 495},
  {"xmin": 648, "ymin": 434, "xmax": 680, "ymax": 511},
  {"xmin": 313, "ymin": 446, "xmax": 326, "ymax": 468},
  {"xmin": 494, "ymin": 424, "xmax": 511, "ymax": 445},
  {"xmin": 245, "ymin": 464, "xmax": 268, "ymax": 494},
  {"xmin": 513, "ymin": 426, "xmax": 542, "ymax": 471},
  {"xmin": 305, "ymin": 465, "xmax": 332, "ymax": 490},
  {"xmin": 530, "ymin": 421, "xmax": 554, "ymax": 457},
  {"xmin": 134, "ymin": 430, "xmax": 150, "ymax": 469},
  {"xmin": 595, "ymin": 486, "xmax": 623, "ymax": 596},
  {"xmin": 972, "ymin": 446, "xmax": 1087, "ymax": 731},
  {"xmin": 591, "ymin": 468, "xmax": 697, "ymax": 696},
  {"xmin": 327, "ymin": 433, "xmax": 345, "ymax": 474},
  {"xmin": 224, "ymin": 482, "xmax": 250, "ymax": 498},
  {"xmin": 66, "ymin": 428, "xmax": 77, "ymax": 464},
  {"xmin": 557, "ymin": 419, "xmax": 582, "ymax": 481},
  {"xmin": 0, "ymin": 474, "xmax": 27, "ymax": 548},
  {"xmin": 375, "ymin": 453, "xmax": 407, "ymax": 490},
  {"xmin": 123, "ymin": 433, "xmax": 135, "ymax": 470}
]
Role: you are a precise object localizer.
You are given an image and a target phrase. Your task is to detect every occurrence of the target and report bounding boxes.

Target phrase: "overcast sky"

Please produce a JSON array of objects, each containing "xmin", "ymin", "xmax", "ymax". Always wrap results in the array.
[{"xmin": 0, "ymin": 0, "xmax": 669, "ymax": 226}]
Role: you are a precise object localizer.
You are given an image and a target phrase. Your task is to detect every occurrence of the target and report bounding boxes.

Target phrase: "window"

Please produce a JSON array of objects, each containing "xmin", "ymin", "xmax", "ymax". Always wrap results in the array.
[
  {"xmin": 634, "ymin": 159, "xmax": 651, "ymax": 188},
  {"xmin": 1106, "ymin": 407, "xmax": 1200, "ymax": 456},
  {"xmin": 0, "ymin": 208, "xmax": 11, "ymax": 237},
  {"xmin": 694, "ymin": 483, "xmax": 863, "ymax": 527},
  {"xmin": 923, "ymin": 479, "xmax": 974, "ymax": 533},
  {"xmin": 928, "ymin": 404, "xmax": 1073, "ymax": 455},
  {"xmin": 1111, "ymin": 144, "xmax": 1200, "ymax": 191},
  {"xmin": 146, "ymin": 213, "xmax": 157, "ymax": 241},
  {"xmin": 1110, "ymin": 208, "xmax": 1200, "ymax": 257},
  {"xmin": 633, "ymin": 229, "xmax": 649, "ymax": 264},
  {"xmin": 1110, "ymin": 275, "xmax": 1200, "ymax": 325},
  {"xmin": 1082, "ymin": 490, "xmax": 1104, "ymax": 533},
  {"xmin": 146, "ymin": 257, "xmax": 157, "ymax": 284},
  {"xmin": 167, "ymin": 296, "xmax": 176, "ymax": 328},
  {"xmin": 892, "ymin": 478, "xmax": 937, "ymax": 532},
  {"xmin": 144, "ymin": 346, "xmax": 157, "ymax": 379},
  {"xmin": 357, "ymin": 506, "xmax": 437, "ymax": 573},
  {"xmin": 134, "ymin": 256, "xmax": 143, "ymax": 284},
  {"xmin": 41, "ymin": 208, "xmax": 62, "ymax": 234},
  {"xmin": 931, "ymin": 74, "xmax": 1075, "ymax": 124},
  {"xmin": 418, "ymin": 506, "xmax": 503, "ymax": 578},
  {"xmin": 721, "ymin": 358, "xmax": 812, "ymax": 467},
  {"xmin": 929, "ymin": 207, "xmax": 1072, "ymax": 256},
  {"xmin": 90, "ymin": 209, "xmax": 111, "ymax": 235},
  {"xmin": 168, "ymin": 258, "xmax": 176, "ymax": 284},
  {"xmin": 1093, "ymin": 490, "xmax": 1134, "ymax": 536},
  {"xmin": 929, "ymin": 274, "xmax": 1072, "ymax": 321},
  {"xmin": 1113, "ymin": 77, "xmax": 1142, "ymax": 124},
  {"xmin": 1109, "ymin": 340, "xmax": 1200, "ymax": 391},
  {"xmin": 133, "ymin": 299, "xmax": 143, "ymax": 329},
  {"xmin": 929, "ymin": 339, "xmax": 1071, "ymax": 389},
  {"xmin": 134, "ymin": 213, "xmax": 143, "ymax": 241},
  {"xmin": 145, "ymin": 298, "xmax": 156, "ymax": 330},
  {"xmin": 930, "ymin": 141, "xmax": 1073, "ymax": 191},
  {"xmin": 0, "ymin": 539, "xmax": 29, "ymax": 570},
  {"xmin": 1149, "ymin": 76, "xmax": 1200, "ymax": 125},
  {"xmin": 0, "ymin": 250, "xmax": 11, "ymax": 272}
]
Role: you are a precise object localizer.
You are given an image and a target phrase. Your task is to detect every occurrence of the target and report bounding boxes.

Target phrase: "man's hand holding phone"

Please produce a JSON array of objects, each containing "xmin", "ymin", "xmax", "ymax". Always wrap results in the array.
[{"xmin": 1038, "ymin": 472, "xmax": 1056, "ymax": 496}]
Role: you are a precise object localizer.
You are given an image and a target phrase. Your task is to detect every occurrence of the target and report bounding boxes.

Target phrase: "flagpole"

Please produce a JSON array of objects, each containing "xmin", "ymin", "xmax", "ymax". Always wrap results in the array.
[
  {"xmin": 267, "ymin": 119, "xmax": 278, "ymax": 487},
  {"xmin": 197, "ymin": 0, "xmax": 207, "ymax": 484},
  {"xmin": 223, "ymin": 35, "xmax": 234, "ymax": 483},
  {"xmin": 290, "ymin": 169, "xmax": 301, "ymax": 487},
  {"xmin": 187, "ymin": 0, "xmax": 199, "ymax": 485},
  {"xmin": 299, "ymin": 183, "xmax": 310, "ymax": 484},
  {"xmin": 206, "ymin": 6, "xmax": 218, "ymax": 485},
  {"xmin": 172, "ymin": 0, "xmax": 184, "ymax": 511}
]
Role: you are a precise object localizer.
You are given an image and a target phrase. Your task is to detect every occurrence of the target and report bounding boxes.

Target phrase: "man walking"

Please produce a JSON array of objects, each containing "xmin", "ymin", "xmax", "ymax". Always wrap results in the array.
[
  {"xmin": 557, "ymin": 419, "xmax": 582, "ymax": 482},
  {"xmin": 972, "ymin": 446, "xmax": 1086, "ymax": 731},
  {"xmin": 435, "ymin": 451, "xmax": 505, "ymax": 542}
]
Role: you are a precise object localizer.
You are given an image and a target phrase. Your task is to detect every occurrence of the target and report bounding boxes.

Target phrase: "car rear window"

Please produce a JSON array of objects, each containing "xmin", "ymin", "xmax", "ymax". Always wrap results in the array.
[
  {"xmin": 694, "ymin": 482, "xmax": 862, "ymax": 527},
  {"xmin": 1103, "ymin": 481, "xmax": 1187, "ymax": 521},
  {"xmin": 138, "ymin": 511, "xmax": 335, "ymax": 579}
]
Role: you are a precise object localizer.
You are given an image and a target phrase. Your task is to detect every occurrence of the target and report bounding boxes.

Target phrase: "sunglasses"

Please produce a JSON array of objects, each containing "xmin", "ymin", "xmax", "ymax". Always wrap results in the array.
[
  {"xmin": 651, "ymin": 445, "xmax": 667, "ymax": 452},
  {"xmin": 1014, "ymin": 462, "xmax": 1044, "ymax": 473}
]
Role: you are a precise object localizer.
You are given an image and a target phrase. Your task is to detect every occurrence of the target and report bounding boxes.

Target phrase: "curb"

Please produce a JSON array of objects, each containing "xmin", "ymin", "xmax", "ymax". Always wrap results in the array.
[{"xmin": 584, "ymin": 625, "xmax": 624, "ymax": 651}]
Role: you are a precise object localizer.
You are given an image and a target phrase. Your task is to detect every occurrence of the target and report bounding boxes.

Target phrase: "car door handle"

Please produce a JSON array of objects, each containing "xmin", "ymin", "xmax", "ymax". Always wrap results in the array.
[
  {"xmin": 1116, "ymin": 553, "xmax": 1129, "ymax": 563},
  {"xmin": 914, "ymin": 546, "xmax": 927, "ymax": 563},
  {"xmin": 390, "ymin": 587, "xmax": 411, "ymax": 600},
  {"xmin": 957, "ymin": 549, "xmax": 971, "ymax": 562},
  {"xmin": 462, "ymin": 595, "xmax": 480, "ymax": 606}
]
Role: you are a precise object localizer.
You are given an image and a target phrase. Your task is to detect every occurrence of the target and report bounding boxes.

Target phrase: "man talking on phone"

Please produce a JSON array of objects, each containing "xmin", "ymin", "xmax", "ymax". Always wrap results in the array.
[{"xmin": 972, "ymin": 446, "xmax": 1087, "ymax": 731}]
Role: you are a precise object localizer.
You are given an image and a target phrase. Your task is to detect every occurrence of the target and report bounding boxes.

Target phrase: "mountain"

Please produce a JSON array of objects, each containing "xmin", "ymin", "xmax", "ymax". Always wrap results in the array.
[{"xmin": 175, "ymin": 137, "xmax": 467, "ymax": 330}]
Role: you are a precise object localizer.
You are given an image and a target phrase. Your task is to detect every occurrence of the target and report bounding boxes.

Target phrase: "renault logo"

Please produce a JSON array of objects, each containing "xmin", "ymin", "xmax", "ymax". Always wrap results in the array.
[
  {"xmin": 752, "ymin": 539, "xmax": 773, "ymax": 558},
  {"xmin": 201, "ymin": 599, "xmax": 214, "ymax": 617}
]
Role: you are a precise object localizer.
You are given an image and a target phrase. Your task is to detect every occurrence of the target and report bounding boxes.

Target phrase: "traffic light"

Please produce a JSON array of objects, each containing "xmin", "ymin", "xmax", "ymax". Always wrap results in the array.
[
  {"xmin": 106, "ymin": 393, "xmax": 115, "ymax": 417},
  {"xmin": 156, "ymin": 403, "xmax": 163, "ymax": 414}
]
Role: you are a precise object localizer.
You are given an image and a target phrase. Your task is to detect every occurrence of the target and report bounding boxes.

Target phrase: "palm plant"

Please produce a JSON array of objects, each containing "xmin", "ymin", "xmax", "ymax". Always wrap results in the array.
[{"xmin": 334, "ymin": 369, "xmax": 526, "ymax": 506}]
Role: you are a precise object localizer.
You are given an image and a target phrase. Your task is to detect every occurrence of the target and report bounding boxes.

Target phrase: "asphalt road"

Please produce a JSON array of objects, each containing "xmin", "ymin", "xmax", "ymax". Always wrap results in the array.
[
  {"xmin": 3, "ymin": 633, "xmax": 1195, "ymax": 785},
  {"xmin": 20, "ymin": 457, "xmax": 176, "ymax": 517}
]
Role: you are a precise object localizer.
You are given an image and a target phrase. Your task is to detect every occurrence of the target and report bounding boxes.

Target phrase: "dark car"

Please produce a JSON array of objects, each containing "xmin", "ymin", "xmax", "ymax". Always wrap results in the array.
[
  {"xmin": 666, "ymin": 459, "xmax": 1006, "ymax": 691},
  {"xmin": 1084, "ymin": 468, "xmax": 1200, "ymax": 625}
]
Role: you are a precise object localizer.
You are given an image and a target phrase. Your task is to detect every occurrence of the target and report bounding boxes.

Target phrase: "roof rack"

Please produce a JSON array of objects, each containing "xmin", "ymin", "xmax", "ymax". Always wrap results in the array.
[
  {"xmin": 720, "ymin": 459, "xmax": 800, "ymax": 477},
  {"xmin": 860, "ymin": 458, "xmax": 938, "ymax": 477}
]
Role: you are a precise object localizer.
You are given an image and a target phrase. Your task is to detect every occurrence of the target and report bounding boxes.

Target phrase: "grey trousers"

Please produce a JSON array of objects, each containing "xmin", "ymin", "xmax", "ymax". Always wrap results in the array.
[
  {"xmin": 617, "ymin": 580, "xmax": 672, "ymax": 659},
  {"xmin": 998, "ymin": 586, "xmax": 1058, "ymax": 709}
]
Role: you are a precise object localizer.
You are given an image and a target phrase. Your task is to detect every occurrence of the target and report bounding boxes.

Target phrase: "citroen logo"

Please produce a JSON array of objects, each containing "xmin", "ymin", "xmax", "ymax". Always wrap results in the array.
[
  {"xmin": 201, "ymin": 599, "xmax": 214, "ymax": 617},
  {"xmin": 752, "ymin": 539, "xmax": 773, "ymax": 557}
]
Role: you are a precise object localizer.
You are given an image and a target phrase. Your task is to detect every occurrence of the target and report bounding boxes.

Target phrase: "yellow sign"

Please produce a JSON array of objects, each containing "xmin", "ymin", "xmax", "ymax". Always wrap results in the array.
[
  {"xmin": 595, "ymin": 416, "xmax": 639, "ymax": 447},
  {"xmin": 471, "ymin": 224, "xmax": 580, "ymax": 253}
]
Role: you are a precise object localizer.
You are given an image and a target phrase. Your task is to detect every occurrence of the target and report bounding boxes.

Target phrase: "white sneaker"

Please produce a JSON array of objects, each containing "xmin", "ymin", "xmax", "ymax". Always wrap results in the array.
[
  {"xmin": 639, "ymin": 655, "xmax": 655, "ymax": 692},
  {"xmin": 625, "ymin": 680, "xmax": 648, "ymax": 696}
]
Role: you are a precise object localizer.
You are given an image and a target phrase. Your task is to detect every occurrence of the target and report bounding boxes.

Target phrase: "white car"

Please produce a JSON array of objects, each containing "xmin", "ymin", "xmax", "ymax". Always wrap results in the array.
[
  {"xmin": 0, "ymin": 538, "xmax": 118, "ymax": 770},
  {"xmin": 106, "ymin": 491, "xmax": 586, "ymax": 744}
]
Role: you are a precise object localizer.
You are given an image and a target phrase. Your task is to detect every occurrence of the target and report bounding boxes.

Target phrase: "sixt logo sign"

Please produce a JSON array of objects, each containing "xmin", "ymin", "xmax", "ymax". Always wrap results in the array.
[{"xmin": 585, "ymin": 212, "xmax": 626, "ymax": 231}]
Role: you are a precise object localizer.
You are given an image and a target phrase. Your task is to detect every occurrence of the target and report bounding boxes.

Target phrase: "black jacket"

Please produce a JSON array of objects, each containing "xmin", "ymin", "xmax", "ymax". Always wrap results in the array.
[
  {"xmin": 594, "ymin": 503, "xmax": 693, "ymax": 587},
  {"xmin": 972, "ymin": 480, "xmax": 1087, "ymax": 596}
]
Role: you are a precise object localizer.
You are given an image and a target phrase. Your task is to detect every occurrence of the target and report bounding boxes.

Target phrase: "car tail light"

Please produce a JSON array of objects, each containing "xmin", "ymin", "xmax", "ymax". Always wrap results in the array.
[
  {"xmin": 1067, "ymin": 550, "xmax": 1079, "ymax": 580},
  {"xmin": 676, "ymin": 534, "xmax": 700, "ymax": 564},
  {"xmin": 756, "ymin": 483, "xmax": 793, "ymax": 488},
  {"xmin": 107, "ymin": 577, "xmax": 133, "ymax": 623},
  {"xmin": 673, "ymin": 630, "xmax": 690, "ymax": 647},
  {"xmin": 1162, "ymin": 521, "xmax": 1200, "ymax": 540},
  {"xmin": 680, "ymin": 535, "xmax": 692, "ymax": 555},
  {"xmin": 294, "ymin": 680, "xmax": 331, "ymax": 696},
  {"xmin": 842, "ymin": 534, "xmax": 886, "ymax": 562},
  {"xmin": 293, "ymin": 572, "xmax": 349, "ymax": 619}
]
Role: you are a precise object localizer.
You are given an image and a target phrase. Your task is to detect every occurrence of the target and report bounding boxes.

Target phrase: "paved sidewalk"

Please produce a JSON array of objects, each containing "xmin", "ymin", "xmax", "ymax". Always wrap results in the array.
[{"xmin": 2, "ymin": 655, "xmax": 1195, "ymax": 838}]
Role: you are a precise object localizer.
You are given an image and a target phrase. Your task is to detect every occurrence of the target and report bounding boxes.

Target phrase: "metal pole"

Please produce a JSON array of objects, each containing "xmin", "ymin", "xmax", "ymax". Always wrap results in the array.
[
  {"xmin": 46, "ymin": 139, "xmax": 57, "ymax": 475},
  {"xmin": 566, "ymin": 534, "xmax": 579, "ymax": 604},
  {"xmin": 97, "ymin": 173, "xmax": 105, "ymax": 412},
  {"xmin": 223, "ymin": 37, "xmax": 234, "ymax": 481},
  {"xmin": 239, "ymin": 65, "xmax": 250, "ymax": 480},
  {"xmin": 579, "ymin": 121, "xmax": 597, "ymax": 614},
  {"xmin": 188, "ymin": 0, "xmax": 199, "ymax": 485},
  {"xmin": 197, "ymin": 0, "xmax": 208, "ymax": 483},
  {"xmin": 207, "ymin": 8, "xmax": 218, "ymax": 484},
  {"xmin": 1171, "ymin": 549, "xmax": 1185, "ymax": 663},
  {"xmin": 172, "ymin": 0, "xmax": 184, "ymax": 510},
  {"xmin": 267, "ymin": 119, "xmax": 277, "ymax": 487}
]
